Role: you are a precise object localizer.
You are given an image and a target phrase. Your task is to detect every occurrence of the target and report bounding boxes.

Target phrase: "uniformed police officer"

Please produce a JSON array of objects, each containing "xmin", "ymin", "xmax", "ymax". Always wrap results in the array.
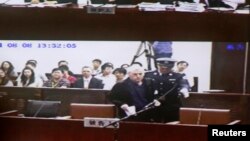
[{"xmin": 145, "ymin": 57, "xmax": 190, "ymax": 122}]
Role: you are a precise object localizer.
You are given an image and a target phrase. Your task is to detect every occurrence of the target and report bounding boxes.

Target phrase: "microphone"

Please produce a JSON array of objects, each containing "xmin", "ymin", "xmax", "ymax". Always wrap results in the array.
[{"xmin": 33, "ymin": 101, "xmax": 46, "ymax": 117}]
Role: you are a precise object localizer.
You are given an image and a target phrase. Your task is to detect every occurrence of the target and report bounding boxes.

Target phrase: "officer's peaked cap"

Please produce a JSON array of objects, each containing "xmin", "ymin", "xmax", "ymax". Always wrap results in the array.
[{"xmin": 156, "ymin": 58, "xmax": 177, "ymax": 68}]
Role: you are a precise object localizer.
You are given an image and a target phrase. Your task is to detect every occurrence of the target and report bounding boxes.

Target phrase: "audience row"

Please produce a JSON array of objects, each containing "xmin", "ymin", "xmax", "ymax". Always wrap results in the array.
[{"xmin": 0, "ymin": 59, "xmax": 191, "ymax": 90}]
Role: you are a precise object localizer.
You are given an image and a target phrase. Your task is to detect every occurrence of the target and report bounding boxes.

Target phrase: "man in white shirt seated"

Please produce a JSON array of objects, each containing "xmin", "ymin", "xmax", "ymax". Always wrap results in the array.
[{"xmin": 95, "ymin": 62, "xmax": 116, "ymax": 90}]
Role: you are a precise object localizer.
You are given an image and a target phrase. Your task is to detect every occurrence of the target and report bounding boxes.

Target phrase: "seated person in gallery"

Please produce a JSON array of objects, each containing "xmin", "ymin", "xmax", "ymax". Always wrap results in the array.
[
  {"xmin": 73, "ymin": 66, "xmax": 103, "ymax": 89},
  {"xmin": 43, "ymin": 68, "xmax": 70, "ymax": 88}
]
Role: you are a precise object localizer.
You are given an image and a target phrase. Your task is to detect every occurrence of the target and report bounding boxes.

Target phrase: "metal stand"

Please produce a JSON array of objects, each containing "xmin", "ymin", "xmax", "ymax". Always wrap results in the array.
[{"xmin": 130, "ymin": 41, "xmax": 156, "ymax": 70}]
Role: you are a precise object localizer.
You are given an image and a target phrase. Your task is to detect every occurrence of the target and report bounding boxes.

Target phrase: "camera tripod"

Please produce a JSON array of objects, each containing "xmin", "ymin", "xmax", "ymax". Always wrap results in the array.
[{"xmin": 130, "ymin": 41, "xmax": 156, "ymax": 70}]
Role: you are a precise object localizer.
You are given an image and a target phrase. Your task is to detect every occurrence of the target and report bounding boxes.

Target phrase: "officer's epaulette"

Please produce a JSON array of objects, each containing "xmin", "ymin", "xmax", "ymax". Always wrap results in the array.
[{"xmin": 145, "ymin": 70, "xmax": 155, "ymax": 73}]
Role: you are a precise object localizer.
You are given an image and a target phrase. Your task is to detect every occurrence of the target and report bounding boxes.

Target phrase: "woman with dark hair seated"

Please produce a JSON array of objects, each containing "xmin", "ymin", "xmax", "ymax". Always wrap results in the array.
[
  {"xmin": 0, "ymin": 61, "xmax": 18, "ymax": 80},
  {"xmin": 0, "ymin": 68, "xmax": 13, "ymax": 86},
  {"xmin": 17, "ymin": 67, "xmax": 43, "ymax": 87}
]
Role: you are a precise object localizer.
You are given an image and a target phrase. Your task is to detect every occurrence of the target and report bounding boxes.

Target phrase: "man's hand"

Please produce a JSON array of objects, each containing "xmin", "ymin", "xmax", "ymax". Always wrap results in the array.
[
  {"xmin": 180, "ymin": 88, "xmax": 189, "ymax": 98},
  {"xmin": 153, "ymin": 99, "xmax": 161, "ymax": 107},
  {"xmin": 120, "ymin": 104, "xmax": 129, "ymax": 111},
  {"xmin": 121, "ymin": 104, "xmax": 136, "ymax": 116}
]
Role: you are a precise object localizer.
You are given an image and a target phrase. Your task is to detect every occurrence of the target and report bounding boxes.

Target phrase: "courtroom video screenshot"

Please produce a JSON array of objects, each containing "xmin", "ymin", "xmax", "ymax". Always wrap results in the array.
[{"xmin": 0, "ymin": 40, "xmax": 249, "ymax": 141}]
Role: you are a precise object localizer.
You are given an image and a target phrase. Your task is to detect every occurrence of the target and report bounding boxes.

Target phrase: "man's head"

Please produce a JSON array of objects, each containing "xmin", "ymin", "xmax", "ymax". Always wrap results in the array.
[
  {"xmin": 82, "ymin": 66, "xmax": 92, "ymax": 78},
  {"xmin": 59, "ymin": 65, "xmax": 69, "ymax": 75},
  {"xmin": 25, "ymin": 61, "xmax": 37, "ymax": 69},
  {"xmin": 156, "ymin": 58, "xmax": 177, "ymax": 74},
  {"xmin": 51, "ymin": 68, "xmax": 63, "ymax": 80},
  {"xmin": 92, "ymin": 59, "xmax": 102, "ymax": 69},
  {"xmin": 26, "ymin": 60, "xmax": 37, "ymax": 65},
  {"xmin": 176, "ymin": 61, "xmax": 189, "ymax": 72},
  {"xmin": 58, "ymin": 60, "xmax": 69, "ymax": 67},
  {"xmin": 113, "ymin": 68, "xmax": 127, "ymax": 81},
  {"xmin": 101, "ymin": 62, "xmax": 113, "ymax": 76},
  {"xmin": 127, "ymin": 65, "xmax": 145, "ymax": 84}
]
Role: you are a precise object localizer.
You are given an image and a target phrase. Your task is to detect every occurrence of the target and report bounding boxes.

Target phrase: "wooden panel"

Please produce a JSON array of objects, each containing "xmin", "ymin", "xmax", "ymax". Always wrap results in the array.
[
  {"xmin": 0, "ymin": 117, "xmax": 115, "ymax": 141},
  {"xmin": 0, "ymin": 92, "xmax": 9, "ymax": 112},
  {"xmin": 0, "ymin": 116, "xmax": 208, "ymax": 141},
  {"xmin": 179, "ymin": 108, "xmax": 230, "ymax": 125},
  {"xmin": 0, "ymin": 87, "xmax": 41, "ymax": 113},
  {"xmin": 0, "ymin": 87, "xmax": 110, "ymax": 115},
  {"xmin": 70, "ymin": 103, "xmax": 116, "ymax": 119},
  {"xmin": 42, "ymin": 88, "xmax": 109, "ymax": 115},
  {"xmin": 1, "ymin": 87, "xmax": 250, "ymax": 124},
  {"xmin": 118, "ymin": 122, "xmax": 207, "ymax": 141},
  {"xmin": 0, "ymin": 7, "xmax": 249, "ymax": 92},
  {"xmin": 0, "ymin": 87, "xmax": 41, "ymax": 99},
  {"xmin": 0, "ymin": 7, "xmax": 249, "ymax": 41},
  {"xmin": 184, "ymin": 93, "xmax": 250, "ymax": 124}
]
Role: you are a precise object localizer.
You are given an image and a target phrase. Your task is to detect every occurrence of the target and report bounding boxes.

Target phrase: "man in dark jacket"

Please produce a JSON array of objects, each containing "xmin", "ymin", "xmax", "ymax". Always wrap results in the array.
[
  {"xmin": 73, "ymin": 66, "xmax": 103, "ymax": 89},
  {"xmin": 109, "ymin": 65, "xmax": 158, "ymax": 122}
]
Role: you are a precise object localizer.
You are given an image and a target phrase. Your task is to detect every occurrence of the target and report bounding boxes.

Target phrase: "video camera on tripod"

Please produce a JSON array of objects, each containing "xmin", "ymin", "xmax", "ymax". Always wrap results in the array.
[{"xmin": 130, "ymin": 41, "xmax": 156, "ymax": 71}]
